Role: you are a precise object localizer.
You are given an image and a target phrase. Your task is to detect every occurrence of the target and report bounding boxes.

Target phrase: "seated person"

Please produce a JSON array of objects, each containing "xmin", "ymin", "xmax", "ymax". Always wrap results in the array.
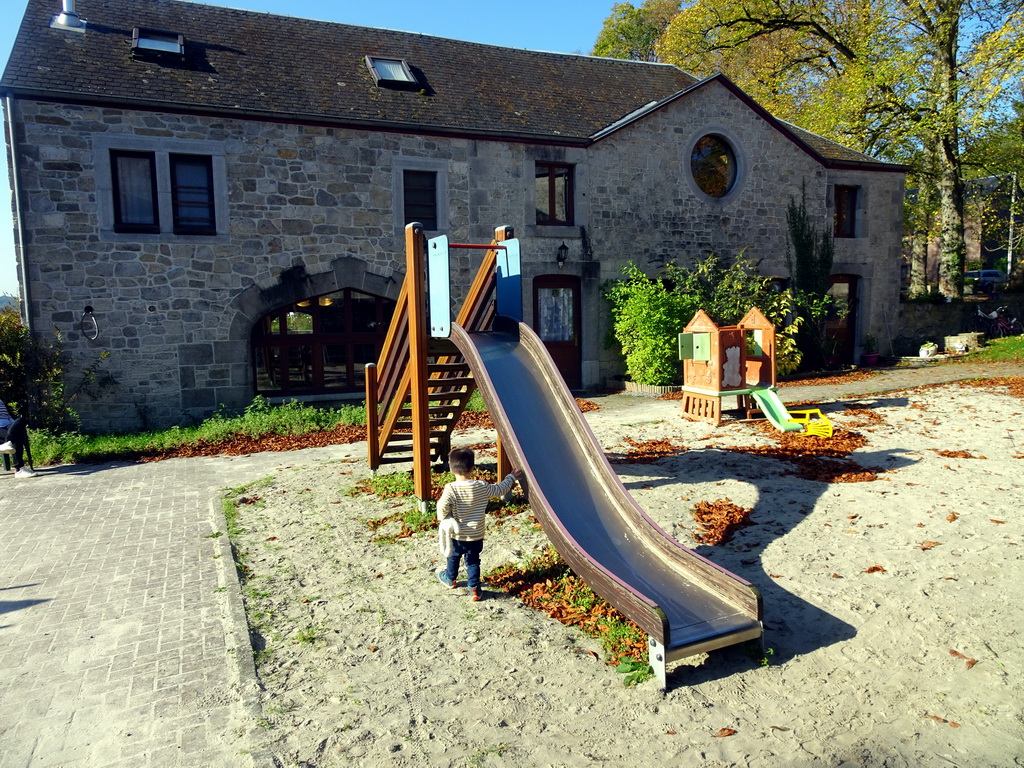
[{"xmin": 0, "ymin": 399, "xmax": 38, "ymax": 478}]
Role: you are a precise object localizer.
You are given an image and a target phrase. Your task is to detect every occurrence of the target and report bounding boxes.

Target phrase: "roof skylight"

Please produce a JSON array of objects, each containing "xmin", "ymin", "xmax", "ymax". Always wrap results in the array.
[
  {"xmin": 365, "ymin": 57, "xmax": 418, "ymax": 86},
  {"xmin": 132, "ymin": 27, "xmax": 185, "ymax": 59}
]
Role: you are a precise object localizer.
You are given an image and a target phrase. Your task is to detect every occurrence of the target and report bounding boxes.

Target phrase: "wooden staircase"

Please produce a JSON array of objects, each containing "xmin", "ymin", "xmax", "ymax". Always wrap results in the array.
[{"xmin": 365, "ymin": 223, "xmax": 512, "ymax": 502}]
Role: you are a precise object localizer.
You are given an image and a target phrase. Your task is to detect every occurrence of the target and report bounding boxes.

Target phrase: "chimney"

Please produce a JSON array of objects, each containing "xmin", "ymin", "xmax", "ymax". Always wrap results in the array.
[{"xmin": 52, "ymin": 0, "xmax": 86, "ymax": 31}]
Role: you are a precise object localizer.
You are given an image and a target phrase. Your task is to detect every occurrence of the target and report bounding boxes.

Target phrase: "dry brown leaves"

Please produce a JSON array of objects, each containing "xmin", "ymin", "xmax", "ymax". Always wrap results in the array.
[
  {"xmin": 722, "ymin": 425, "xmax": 879, "ymax": 483},
  {"xmin": 777, "ymin": 370, "xmax": 880, "ymax": 387},
  {"xmin": 841, "ymin": 407, "xmax": 885, "ymax": 426},
  {"xmin": 455, "ymin": 411, "xmax": 495, "ymax": 430},
  {"xmin": 932, "ymin": 449, "xmax": 983, "ymax": 459},
  {"xmin": 691, "ymin": 498, "xmax": 755, "ymax": 545},
  {"xmin": 137, "ymin": 425, "xmax": 367, "ymax": 462},
  {"xmin": 609, "ymin": 437, "xmax": 686, "ymax": 464},
  {"xmin": 576, "ymin": 398, "xmax": 601, "ymax": 412},
  {"xmin": 950, "ymin": 649, "xmax": 979, "ymax": 669}
]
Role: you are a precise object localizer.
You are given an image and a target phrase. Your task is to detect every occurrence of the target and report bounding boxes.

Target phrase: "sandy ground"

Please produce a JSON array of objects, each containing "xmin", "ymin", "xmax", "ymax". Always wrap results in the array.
[{"xmin": 227, "ymin": 381, "xmax": 1024, "ymax": 768}]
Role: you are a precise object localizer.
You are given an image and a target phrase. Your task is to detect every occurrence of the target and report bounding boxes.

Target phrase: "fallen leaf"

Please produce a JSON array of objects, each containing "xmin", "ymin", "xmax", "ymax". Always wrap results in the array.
[
  {"xmin": 920, "ymin": 541, "xmax": 942, "ymax": 550},
  {"xmin": 924, "ymin": 714, "xmax": 961, "ymax": 727},
  {"xmin": 770, "ymin": 725, "xmax": 791, "ymax": 731},
  {"xmin": 831, "ymin": 573, "xmax": 843, "ymax": 579},
  {"xmin": 713, "ymin": 728, "xmax": 737, "ymax": 738},
  {"xmin": 666, "ymin": 730, "xmax": 677, "ymax": 735},
  {"xmin": 946, "ymin": 512, "xmax": 958, "ymax": 522},
  {"xmin": 991, "ymin": 519, "xmax": 1005, "ymax": 524},
  {"xmin": 266, "ymin": 536, "xmax": 278, "ymax": 541},
  {"xmin": 865, "ymin": 565, "xmax": 886, "ymax": 573},
  {"xmin": 369, "ymin": 645, "xmax": 378, "ymax": 652}
]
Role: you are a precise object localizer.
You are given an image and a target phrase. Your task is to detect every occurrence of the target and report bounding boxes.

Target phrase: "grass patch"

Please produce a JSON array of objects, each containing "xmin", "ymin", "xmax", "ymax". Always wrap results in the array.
[
  {"xmin": 27, "ymin": 396, "xmax": 365, "ymax": 466},
  {"xmin": 970, "ymin": 334, "xmax": 1024, "ymax": 362},
  {"xmin": 486, "ymin": 547, "xmax": 651, "ymax": 682},
  {"xmin": 352, "ymin": 468, "xmax": 529, "ymax": 542}
]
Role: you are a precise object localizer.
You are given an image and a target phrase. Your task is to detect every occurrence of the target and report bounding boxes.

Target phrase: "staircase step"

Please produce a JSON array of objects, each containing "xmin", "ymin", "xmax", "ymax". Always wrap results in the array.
[{"xmin": 427, "ymin": 377, "xmax": 474, "ymax": 389}]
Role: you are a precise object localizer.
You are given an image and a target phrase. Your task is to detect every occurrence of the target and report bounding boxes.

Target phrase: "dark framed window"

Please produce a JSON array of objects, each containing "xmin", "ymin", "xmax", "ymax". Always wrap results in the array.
[
  {"xmin": 834, "ymin": 185, "xmax": 858, "ymax": 238},
  {"xmin": 690, "ymin": 135, "xmax": 737, "ymax": 198},
  {"xmin": 252, "ymin": 289, "xmax": 397, "ymax": 396},
  {"xmin": 535, "ymin": 163, "xmax": 574, "ymax": 225},
  {"xmin": 403, "ymin": 170, "xmax": 438, "ymax": 230},
  {"xmin": 110, "ymin": 150, "xmax": 159, "ymax": 233},
  {"xmin": 170, "ymin": 154, "xmax": 216, "ymax": 235}
]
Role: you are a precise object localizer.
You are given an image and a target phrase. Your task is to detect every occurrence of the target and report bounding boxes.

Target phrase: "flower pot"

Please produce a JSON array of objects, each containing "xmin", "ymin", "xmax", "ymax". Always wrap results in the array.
[{"xmin": 860, "ymin": 352, "xmax": 880, "ymax": 366}]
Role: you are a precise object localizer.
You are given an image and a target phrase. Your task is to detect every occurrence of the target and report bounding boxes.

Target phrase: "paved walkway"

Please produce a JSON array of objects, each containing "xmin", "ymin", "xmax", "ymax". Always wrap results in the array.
[{"xmin": 1, "ymin": 360, "xmax": 1021, "ymax": 767}]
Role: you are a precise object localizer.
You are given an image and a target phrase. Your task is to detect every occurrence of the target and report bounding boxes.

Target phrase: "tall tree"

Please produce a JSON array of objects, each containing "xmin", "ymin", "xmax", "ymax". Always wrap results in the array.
[
  {"xmin": 963, "ymin": 99, "xmax": 1024, "ymax": 287},
  {"xmin": 635, "ymin": 0, "xmax": 1024, "ymax": 297},
  {"xmin": 592, "ymin": 0, "xmax": 681, "ymax": 61}
]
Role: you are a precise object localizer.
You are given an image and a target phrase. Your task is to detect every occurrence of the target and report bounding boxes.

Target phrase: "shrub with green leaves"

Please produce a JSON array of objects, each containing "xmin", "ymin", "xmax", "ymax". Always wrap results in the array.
[{"xmin": 604, "ymin": 254, "xmax": 804, "ymax": 385}]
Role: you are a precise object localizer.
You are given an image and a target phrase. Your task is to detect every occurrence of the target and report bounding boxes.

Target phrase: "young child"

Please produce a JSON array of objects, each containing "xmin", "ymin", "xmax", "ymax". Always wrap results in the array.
[{"xmin": 436, "ymin": 447, "xmax": 523, "ymax": 601}]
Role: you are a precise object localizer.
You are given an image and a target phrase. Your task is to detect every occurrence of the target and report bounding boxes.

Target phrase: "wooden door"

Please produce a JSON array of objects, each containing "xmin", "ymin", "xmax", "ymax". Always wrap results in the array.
[
  {"xmin": 825, "ymin": 275, "xmax": 858, "ymax": 364},
  {"xmin": 533, "ymin": 274, "xmax": 582, "ymax": 389}
]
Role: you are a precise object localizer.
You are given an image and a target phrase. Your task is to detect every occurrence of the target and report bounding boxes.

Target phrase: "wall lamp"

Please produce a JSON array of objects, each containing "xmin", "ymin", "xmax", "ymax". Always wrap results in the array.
[{"xmin": 556, "ymin": 241, "xmax": 569, "ymax": 269}]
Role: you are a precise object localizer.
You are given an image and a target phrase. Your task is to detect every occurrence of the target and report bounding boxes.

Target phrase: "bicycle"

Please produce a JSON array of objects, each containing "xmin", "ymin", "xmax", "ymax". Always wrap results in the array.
[{"xmin": 967, "ymin": 306, "xmax": 1023, "ymax": 337}]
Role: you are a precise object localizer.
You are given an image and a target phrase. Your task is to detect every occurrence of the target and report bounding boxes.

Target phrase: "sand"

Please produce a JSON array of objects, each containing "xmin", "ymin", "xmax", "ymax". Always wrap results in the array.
[{"xmin": 227, "ymin": 381, "xmax": 1024, "ymax": 767}]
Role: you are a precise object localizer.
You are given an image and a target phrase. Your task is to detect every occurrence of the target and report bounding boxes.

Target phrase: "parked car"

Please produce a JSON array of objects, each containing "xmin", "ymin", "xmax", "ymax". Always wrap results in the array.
[{"xmin": 964, "ymin": 269, "xmax": 1007, "ymax": 293}]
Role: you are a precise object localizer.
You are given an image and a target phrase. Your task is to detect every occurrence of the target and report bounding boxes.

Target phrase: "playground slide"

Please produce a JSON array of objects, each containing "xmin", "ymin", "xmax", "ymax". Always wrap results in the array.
[
  {"xmin": 748, "ymin": 388, "xmax": 804, "ymax": 432},
  {"xmin": 449, "ymin": 320, "xmax": 762, "ymax": 687}
]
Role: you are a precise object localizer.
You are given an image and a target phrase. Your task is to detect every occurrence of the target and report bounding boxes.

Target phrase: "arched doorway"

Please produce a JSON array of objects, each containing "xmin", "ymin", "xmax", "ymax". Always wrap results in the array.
[{"xmin": 251, "ymin": 288, "xmax": 396, "ymax": 396}]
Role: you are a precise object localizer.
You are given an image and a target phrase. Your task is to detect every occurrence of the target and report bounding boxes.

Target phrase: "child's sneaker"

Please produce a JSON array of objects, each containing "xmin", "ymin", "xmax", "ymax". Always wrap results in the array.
[
  {"xmin": 0, "ymin": 441, "xmax": 14, "ymax": 454},
  {"xmin": 471, "ymin": 587, "xmax": 483, "ymax": 602},
  {"xmin": 436, "ymin": 570, "xmax": 456, "ymax": 589},
  {"xmin": 14, "ymin": 467, "xmax": 38, "ymax": 478}
]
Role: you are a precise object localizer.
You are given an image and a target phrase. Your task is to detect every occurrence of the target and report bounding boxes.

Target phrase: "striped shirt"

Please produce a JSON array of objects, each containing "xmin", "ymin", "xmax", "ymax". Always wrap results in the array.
[
  {"xmin": 0, "ymin": 400, "xmax": 13, "ymax": 429},
  {"xmin": 437, "ymin": 474, "xmax": 517, "ymax": 541}
]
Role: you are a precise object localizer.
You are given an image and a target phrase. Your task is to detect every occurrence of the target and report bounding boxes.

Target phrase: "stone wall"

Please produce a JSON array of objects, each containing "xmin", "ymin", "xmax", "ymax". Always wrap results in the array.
[
  {"xmin": 8, "ymin": 88, "xmax": 906, "ymax": 431},
  {"xmin": 894, "ymin": 299, "xmax": 1024, "ymax": 355}
]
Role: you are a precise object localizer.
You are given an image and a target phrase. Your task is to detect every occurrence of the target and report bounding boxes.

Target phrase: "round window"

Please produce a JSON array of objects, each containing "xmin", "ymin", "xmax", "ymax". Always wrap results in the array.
[{"xmin": 690, "ymin": 134, "xmax": 737, "ymax": 198}]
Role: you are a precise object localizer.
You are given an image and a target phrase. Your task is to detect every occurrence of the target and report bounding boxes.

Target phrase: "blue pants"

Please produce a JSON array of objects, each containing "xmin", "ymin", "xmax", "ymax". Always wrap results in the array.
[
  {"xmin": 0, "ymin": 419, "xmax": 31, "ymax": 470},
  {"xmin": 445, "ymin": 538, "xmax": 484, "ymax": 588}
]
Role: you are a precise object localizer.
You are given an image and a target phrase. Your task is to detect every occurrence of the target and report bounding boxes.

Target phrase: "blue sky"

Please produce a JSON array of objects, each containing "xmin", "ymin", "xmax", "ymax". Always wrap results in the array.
[{"xmin": 0, "ymin": 0, "xmax": 615, "ymax": 297}]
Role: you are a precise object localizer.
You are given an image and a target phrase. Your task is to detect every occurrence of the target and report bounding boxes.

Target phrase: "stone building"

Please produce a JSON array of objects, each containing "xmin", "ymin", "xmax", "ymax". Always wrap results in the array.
[{"xmin": 2, "ymin": 0, "xmax": 906, "ymax": 431}]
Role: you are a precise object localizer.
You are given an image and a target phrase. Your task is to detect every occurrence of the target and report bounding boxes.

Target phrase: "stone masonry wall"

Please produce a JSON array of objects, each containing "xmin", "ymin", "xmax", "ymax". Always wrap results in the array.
[{"xmin": 10, "ymin": 89, "xmax": 904, "ymax": 431}]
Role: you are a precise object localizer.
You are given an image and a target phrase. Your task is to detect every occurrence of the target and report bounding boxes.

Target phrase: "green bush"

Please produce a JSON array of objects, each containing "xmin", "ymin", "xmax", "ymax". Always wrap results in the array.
[{"xmin": 604, "ymin": 254, "xmax": 804, "ymax": 385}]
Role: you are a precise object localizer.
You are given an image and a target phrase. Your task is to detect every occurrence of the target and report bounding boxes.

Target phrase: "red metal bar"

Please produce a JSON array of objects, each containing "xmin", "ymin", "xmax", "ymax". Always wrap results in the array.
[{"xmin": 446, "ymin": 243, "xmax": 506, "ymax": 250}]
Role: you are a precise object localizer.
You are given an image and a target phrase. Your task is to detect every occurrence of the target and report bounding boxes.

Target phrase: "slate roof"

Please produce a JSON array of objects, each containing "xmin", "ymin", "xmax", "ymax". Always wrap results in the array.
[{"xmin": 1, "ymin": 0, "xmax": 899, "ymax": 167}]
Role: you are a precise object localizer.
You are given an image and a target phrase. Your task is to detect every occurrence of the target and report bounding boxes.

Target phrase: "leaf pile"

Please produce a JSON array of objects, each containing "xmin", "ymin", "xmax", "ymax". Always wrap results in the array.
[
  {"xmin": 691, "ymin": 499, "xmax": 755, "ymax": 545},
  {"xmin": 841, "ymin": 407, "xmax": 884, "ymax": 426},
  {"xmin": 777, "ymin": 370, "xmax": 879, "ymax": 387},
  {"xmin": 486, "ymin": 547, "xmax": 649, "ymax": 665},
  {"xmin": 723, "ymin": 425, "xmax": 879, "ymax": 483},
  {"xmin": 138, "ymin": 425, "xmax": 366, "ymax": 462},
  {"xmin": 932, "ymin": 449, "xmax": 982, "ymax": 459},
  {"xmin": 609, "ymin": 437, "xmax": 685, "ymax": 464}
]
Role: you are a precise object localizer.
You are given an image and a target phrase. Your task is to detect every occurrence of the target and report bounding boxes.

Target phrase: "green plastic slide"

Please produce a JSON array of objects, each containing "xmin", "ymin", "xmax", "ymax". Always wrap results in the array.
[{"xmin": 749, "ymin": 388, "xmax": 804, "ymax": 432}]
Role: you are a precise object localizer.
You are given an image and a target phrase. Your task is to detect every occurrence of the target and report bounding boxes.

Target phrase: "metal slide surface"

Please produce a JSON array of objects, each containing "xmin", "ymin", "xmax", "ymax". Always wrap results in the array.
[{"xmin": 450, "ymin": 322, "xmax": 761, "ymax": 654}]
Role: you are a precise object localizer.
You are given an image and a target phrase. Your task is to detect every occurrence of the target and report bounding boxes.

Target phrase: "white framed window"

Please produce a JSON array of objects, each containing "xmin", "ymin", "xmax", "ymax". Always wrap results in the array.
[
  {"xmin": 392, "ymin": 157, "xmax": 448, "ymax": 234},
  {"xmin": 94, "ymin": 136, "xmax": 228, "ymax": 243}
]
